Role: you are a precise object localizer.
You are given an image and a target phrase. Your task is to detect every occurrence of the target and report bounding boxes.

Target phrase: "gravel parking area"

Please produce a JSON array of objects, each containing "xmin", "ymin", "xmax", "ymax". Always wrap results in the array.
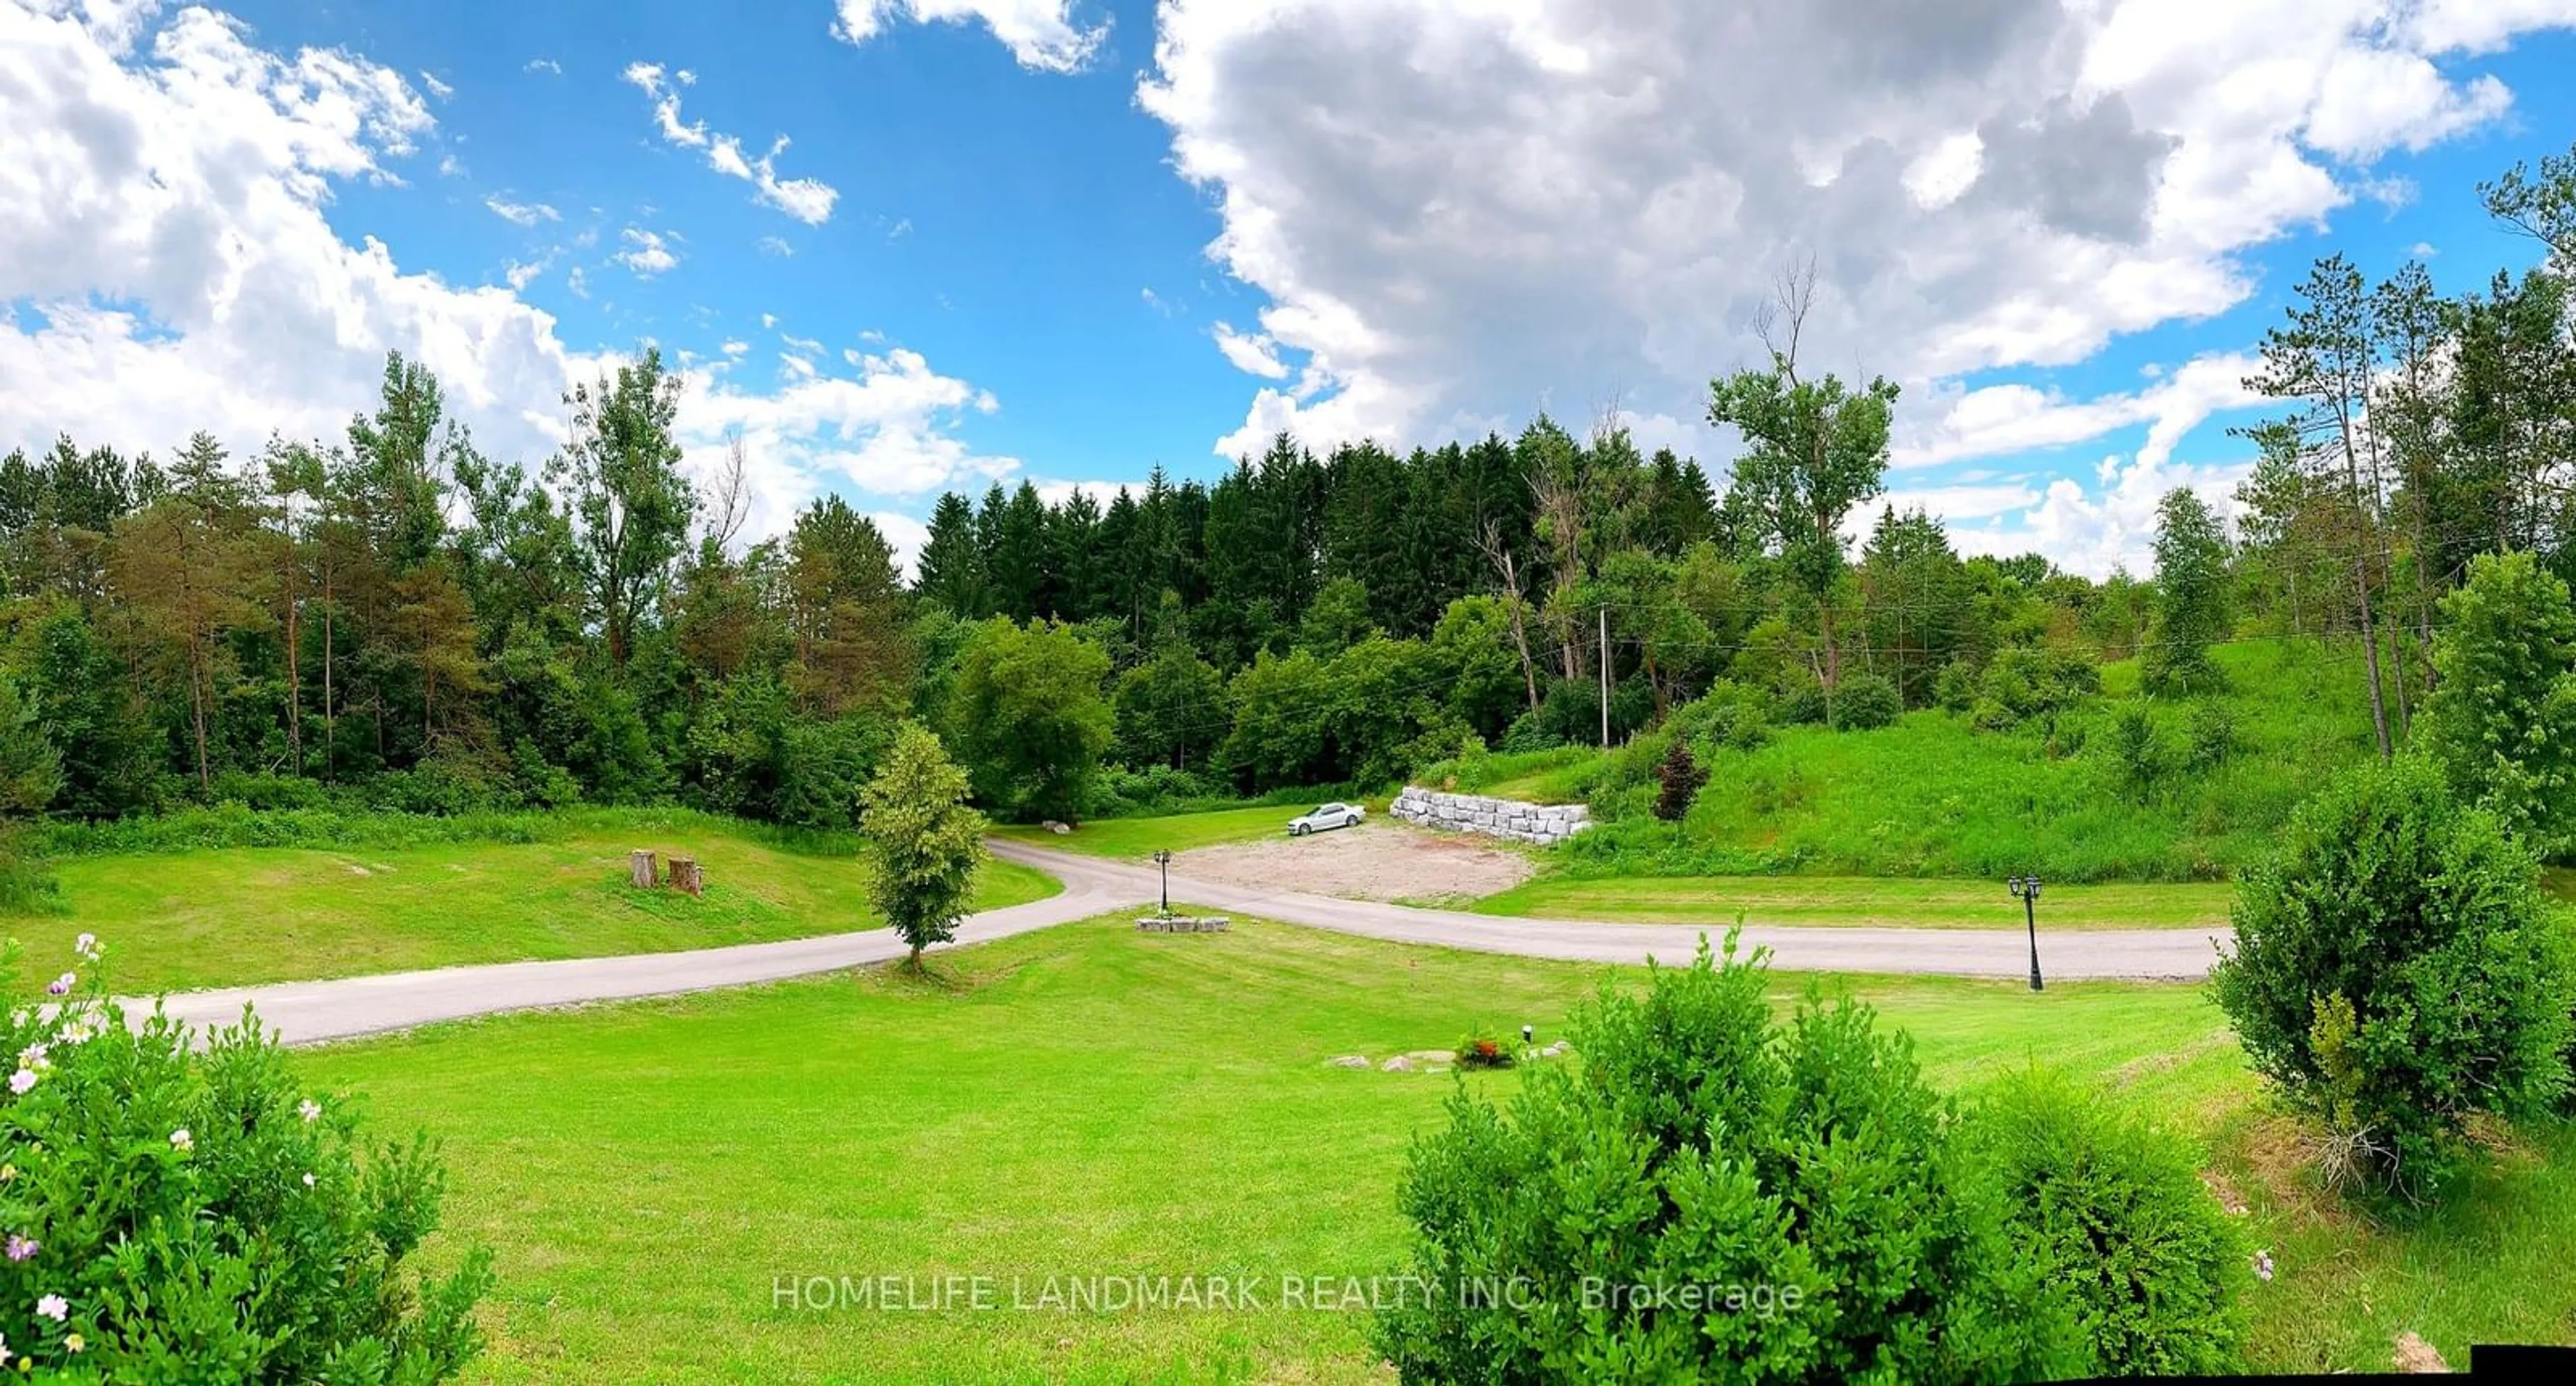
[{"xmin": 1173, "ymin": 820, "xmax": 1535, "ymax": 904}]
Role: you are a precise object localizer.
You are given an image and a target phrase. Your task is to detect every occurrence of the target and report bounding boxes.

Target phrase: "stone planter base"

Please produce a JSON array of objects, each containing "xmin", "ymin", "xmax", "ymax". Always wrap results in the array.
[{"xmin": 1136, "ymin": 914, "xmax": 1231, "ymax": 933}]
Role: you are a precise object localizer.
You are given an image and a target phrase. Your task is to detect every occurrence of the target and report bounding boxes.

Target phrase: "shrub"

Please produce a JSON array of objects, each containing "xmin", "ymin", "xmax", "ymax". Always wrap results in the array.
[
  {"xmin": 1966, "ymin": 1069, "xmax": 2249, "ymax": 1376},
  {"xmin": 1652, "ymin": 737, "xmax": 1707, "ymax": 822},
  {"xmin": 2208, "ymin": 757, "xmax": 2576, "ymax": 1201},
  {"xmin": 2108, "ymin": 700, "xmax": 2166, "ymax": 800},
  {"xmin": 1496, "ymin": 711, "xmax": 1560, "ymax": 755},
  {"xmin": 1372, "ymin": 932, "xmax": 2082, "ymax": 1383},
  {"xmin": 1972, "ymin": 645, "xmax": 2100, "ymax": 730},
  {"xmin": 1831, "ymin": 672, "xmax": 1903, "ymax": 731},
  {"xmin": 0, "ymin": 937, "xmax": 491, "ymax": 1378},
  {"xmin": 1664, "ymin": 680, "xmax": 1770, "ymax": 753},
  {"xmin": 1774, "ymin": 678, "xmax": 1828, "ymax": 727},
  {"xmin": 1453, "ymin": 1034, "xmax": 1513, "ymax": 1071},
  {"xmin": 2187, "ymin": 700, "xmax": 2238, "ymax": 771}
]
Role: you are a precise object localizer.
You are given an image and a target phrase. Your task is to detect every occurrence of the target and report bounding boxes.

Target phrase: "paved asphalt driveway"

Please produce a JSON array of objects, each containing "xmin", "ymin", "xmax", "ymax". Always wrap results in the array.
[{"xmin": 138, "ymin": 839, "xmax": 2229, "ymax": 1047}]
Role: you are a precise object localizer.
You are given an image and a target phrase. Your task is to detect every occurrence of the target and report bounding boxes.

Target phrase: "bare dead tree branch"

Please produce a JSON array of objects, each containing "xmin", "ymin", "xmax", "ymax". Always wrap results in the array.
[{"xmin": 708, "ymin": 427, "xmax": 751, "ymax": 549}]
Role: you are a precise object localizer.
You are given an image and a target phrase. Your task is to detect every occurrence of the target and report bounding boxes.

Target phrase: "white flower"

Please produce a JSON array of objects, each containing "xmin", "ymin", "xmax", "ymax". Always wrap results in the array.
[
  {"xmin": 298, "ymin": 1098, "xmax": 322, "ymax": 1123},
  {"xmin": 7, "ymin": 1070, "xmax": 35, "ymax": 1096},
  {"xmin": 73, "ymin": 933, "xmax": 97, "ymax": 959},
  {"xmin": 16, "ymin": 1043, "xmax": 46, "ymax": 1070},
  {"xmin": 34, "ymin": 1294, "xmax": 65, "ymax": 1322},
  {"xmin": 301, "ymin": 1172, "xmax": 316, "ymax": 1188},
  {"xmin": 168, "ymin": 1128, "xmax": 193, "ymax": 1153}
]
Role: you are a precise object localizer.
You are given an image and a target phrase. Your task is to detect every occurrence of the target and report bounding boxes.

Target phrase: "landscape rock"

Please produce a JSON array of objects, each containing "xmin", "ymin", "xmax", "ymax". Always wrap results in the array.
[
  {"xmin": 1542, "ymin": 1041, "xmax": 1570, "ymax": 1058},
  {"xmin": 1380, "ymin": 1055, "xmax": 1415, "ymax": 1073},
  {"xmin": 1405, "ymin": 1049, "xmax": 1456, "ymax": 1064},
  {"xmin": 1043, "ymin": 820, "xmax": 1072, "ymax": 835},
  {"xmin": 1329, "ymin": 1055, "xmax": 1369, "ymax": 1069},
  {"xmin": 1391, "ymin": 786, "xmax": 1591, "ymax": 845}
]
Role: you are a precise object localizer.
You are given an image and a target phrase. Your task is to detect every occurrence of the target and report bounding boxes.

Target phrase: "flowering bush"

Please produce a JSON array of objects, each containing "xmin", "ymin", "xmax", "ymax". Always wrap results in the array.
[
  {"xmin": 1452, "ymin": 1034, "xmax": 1513, "ymax": 1071},
  {"xmin": 0, "ymin": 935, "xmax": 490, "ymax": 1381}
]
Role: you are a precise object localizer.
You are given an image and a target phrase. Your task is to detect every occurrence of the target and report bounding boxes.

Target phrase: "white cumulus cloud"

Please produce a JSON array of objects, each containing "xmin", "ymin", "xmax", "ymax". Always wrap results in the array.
[{"xmin": 1135, "ymin": 0, "xmax": 2576, "ymax": 570}]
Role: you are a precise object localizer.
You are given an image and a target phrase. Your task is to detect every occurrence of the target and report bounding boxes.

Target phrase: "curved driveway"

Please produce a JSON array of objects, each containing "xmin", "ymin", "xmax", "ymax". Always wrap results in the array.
[
  {"xmin": 989, "ymin": 841, "xmax": 2229, "ymax": 983},
  {"xmin": 140, "ymin": 839, "xmax": 2228, "ymax": 1047}
]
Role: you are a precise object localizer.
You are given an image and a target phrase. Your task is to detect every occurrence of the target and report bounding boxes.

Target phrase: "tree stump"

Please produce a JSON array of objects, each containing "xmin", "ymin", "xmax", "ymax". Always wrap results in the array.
[
  {"xmin": 669, "ymin": 857, "xmax": 703, "ymax": 898},
  {"xmin": 629, "ymin": 850, "xmax": 658, "ymax": 889}
]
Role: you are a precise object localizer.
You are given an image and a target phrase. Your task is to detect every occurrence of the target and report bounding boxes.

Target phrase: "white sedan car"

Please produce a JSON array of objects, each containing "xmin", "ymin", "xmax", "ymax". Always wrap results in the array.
[{"xmin": 1287, "ymin": 802, "xmax": 1366, "ymax": 836}]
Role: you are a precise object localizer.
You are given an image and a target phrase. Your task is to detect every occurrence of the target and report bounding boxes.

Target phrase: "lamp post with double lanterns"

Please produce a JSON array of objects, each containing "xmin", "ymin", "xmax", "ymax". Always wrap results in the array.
[
  {"xmin": 1152, "ymin": 849, "xmax": 1173, "ymax": 916},
  {"xmin": 2008, "ymin": 874, "xmax": 2043, "ymax": 992}
]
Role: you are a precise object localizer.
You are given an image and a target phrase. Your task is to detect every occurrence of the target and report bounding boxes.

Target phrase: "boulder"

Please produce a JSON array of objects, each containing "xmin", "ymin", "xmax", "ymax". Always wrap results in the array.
[
  {"xmin": 1042, "ymin": 820, "xmax": 1072, "ymax": 835},
  {"xmin": 1380, "ymin": 1055, "xmax": 1415, "ymax": 1073},
  {"xmin": 1329, "ymin": 1055, "xmax": 1369, "ymax": 1069}
]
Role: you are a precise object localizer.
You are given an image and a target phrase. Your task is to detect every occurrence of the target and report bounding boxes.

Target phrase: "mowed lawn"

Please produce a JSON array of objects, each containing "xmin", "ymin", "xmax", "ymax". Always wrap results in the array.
[
  {"xmin": 1474, "ymin": 874, "xmax": 2236, "ymax": 930},
  {"xmin": 3, "ymin": 828, "xmax": 1057, "ymax": 996},
  {"xmin": 299, "ymin": 913, "xmax": 2576, "ymax": 1383},
  {"xmin": 990, "ymin": 802, "xmax": 1373, "ymax": 861}
]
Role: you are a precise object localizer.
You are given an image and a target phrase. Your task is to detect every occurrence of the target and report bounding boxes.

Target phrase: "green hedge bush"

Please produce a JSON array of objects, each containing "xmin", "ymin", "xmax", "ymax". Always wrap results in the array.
[
  {"xmin": 1831, "ymin": 672, "xmax": 1903, "ymax": 731},
  {"xmin": 1372, "ymin": 932, "xmax": 2081, "ymax": 1382},
  {"xmin": 0, "ymin": 937, "xmax": 491, "ymax": 1379},
  {"xmin": 2209, "ymin": 757, "xmax": 2576, "ymax": 1201},
  {"xmin": 1966, "ymin": 1068, "xmax": 2248, "ymax": 1376}
]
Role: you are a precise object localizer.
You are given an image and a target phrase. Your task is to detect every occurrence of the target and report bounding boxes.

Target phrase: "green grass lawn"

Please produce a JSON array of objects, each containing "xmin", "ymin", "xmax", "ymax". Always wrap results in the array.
[
  {"xmin": 2, "ymin": 825, "xmax": 1057, "ymax": 997},
  {"xmin": 298, "ymin": 911, "xmax": 2575, "ymax": 1383},
  {"xmin": 1472, "ymin": 875, "xmax": 2235, "ymax": 930},
  {"xmin": 991, "ymin": 800, "xmax": 1379, "ymax": 861}
]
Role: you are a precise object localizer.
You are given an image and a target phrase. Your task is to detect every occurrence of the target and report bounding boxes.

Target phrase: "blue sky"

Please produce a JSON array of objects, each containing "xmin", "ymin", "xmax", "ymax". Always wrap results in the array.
[{"xmin": 5, "ymin": 0, "xmax": 2574, "ymax": 575}]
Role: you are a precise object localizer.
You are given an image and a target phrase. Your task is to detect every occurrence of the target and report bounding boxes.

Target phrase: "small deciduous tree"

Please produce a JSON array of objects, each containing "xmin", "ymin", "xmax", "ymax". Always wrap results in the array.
[
  {"xmin": 2422, "ymin": 551, "xmax": 2576, "ymax": 858},
  {"xmin": 860, "ymin": 723, "xmax": 988, "ymax": 969},
  {"xmin": 2143, "ymin": 488, "xmax": 2231, "ymax": 695},
  {"xmin": 947, "ymin": 618, "xmax": 1114, "ymax": 822}
]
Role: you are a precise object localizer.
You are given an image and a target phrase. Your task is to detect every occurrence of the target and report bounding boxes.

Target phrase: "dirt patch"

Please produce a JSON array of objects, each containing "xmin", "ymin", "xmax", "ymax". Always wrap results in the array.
[
  {"xmin": 1176, "ymin": 821, "xmax": 1534, "ymax": 904},
  {"xmin": 2392, "ymin": 1331, "xmax": 2451, "ymax": 1373}
]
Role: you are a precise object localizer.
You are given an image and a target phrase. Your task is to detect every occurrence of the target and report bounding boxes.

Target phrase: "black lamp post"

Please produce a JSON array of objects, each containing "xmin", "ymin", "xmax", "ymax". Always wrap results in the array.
[
  {"xmin": 2008, "ymin": 874, "xmax": 2043, "ymax": 992},
  {"xmin": 1152, "ymin": 849, "xmax": 1173, "ymax": 915}
]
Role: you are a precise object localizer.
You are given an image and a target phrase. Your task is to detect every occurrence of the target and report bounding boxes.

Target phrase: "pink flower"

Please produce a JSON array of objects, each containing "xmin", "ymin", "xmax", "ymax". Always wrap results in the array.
[
  {"xmin": 44, "ymin": 973, "xmax": 72, "ymax": 998},
  {"xmin": 3, "ymin": 1235, "xmax": 35, "ymax": 1263},
  {"xmin": 2253, "ymin": 1249, "xmax": 2275, "ymax": 1283},
  {"xmin": 168, "ymin": 1128, "xmax": 193, "ymax": 1153},
  {"xmin": 7, "ymin": 1070, "xmax": 35, "ymax": 1096},
  {"xmin": 34, "ymin": 1294, "xmax": 65, "ymax": 1322}
]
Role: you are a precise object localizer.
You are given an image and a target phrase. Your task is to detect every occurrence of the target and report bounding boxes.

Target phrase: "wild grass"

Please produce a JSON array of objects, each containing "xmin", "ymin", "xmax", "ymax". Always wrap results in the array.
[{"xmin": 1467, "ymin": 641, "xmax": 2382, "ymax": 882}]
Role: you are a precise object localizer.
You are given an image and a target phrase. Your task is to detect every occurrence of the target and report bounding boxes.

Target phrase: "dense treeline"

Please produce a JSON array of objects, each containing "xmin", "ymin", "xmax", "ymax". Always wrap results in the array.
[{"xmin": 0, "ymin": 144, "xmax": 2568, "ymax": 840}]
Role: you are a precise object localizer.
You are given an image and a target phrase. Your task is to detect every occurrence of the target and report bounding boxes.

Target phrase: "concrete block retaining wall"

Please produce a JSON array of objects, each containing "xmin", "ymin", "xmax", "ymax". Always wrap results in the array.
[{"xmin": 1391, "ymin": 786, "xmax": 1590, "ymax": 845}]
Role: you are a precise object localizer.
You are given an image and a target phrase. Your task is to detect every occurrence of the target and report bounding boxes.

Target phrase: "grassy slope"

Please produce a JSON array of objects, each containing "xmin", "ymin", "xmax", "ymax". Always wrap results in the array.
[
  {"xmin": 991, "ymin": 800, "xmax": 1383, "ymax": 861},
  {"xmin": 1472, "ymin": 875, "xmax": 2234, "ymax": 929},
  {"xmin": 1436, "ymin": 641, "xmax": 2381, "ymax": 882},
  {"xmin": 302, "ymin": 913, "xmax": 2571, "ymax": 1383},
  {"xmin": 5, "ymin": 825, "xmax": 1057, "ymax": 996}
]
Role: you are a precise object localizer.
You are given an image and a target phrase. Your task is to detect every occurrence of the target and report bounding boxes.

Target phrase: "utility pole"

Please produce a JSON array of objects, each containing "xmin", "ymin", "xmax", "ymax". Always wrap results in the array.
[{"xmin": 1598, "ymin": 605, "xmax": 1611, "ymax": 749}]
